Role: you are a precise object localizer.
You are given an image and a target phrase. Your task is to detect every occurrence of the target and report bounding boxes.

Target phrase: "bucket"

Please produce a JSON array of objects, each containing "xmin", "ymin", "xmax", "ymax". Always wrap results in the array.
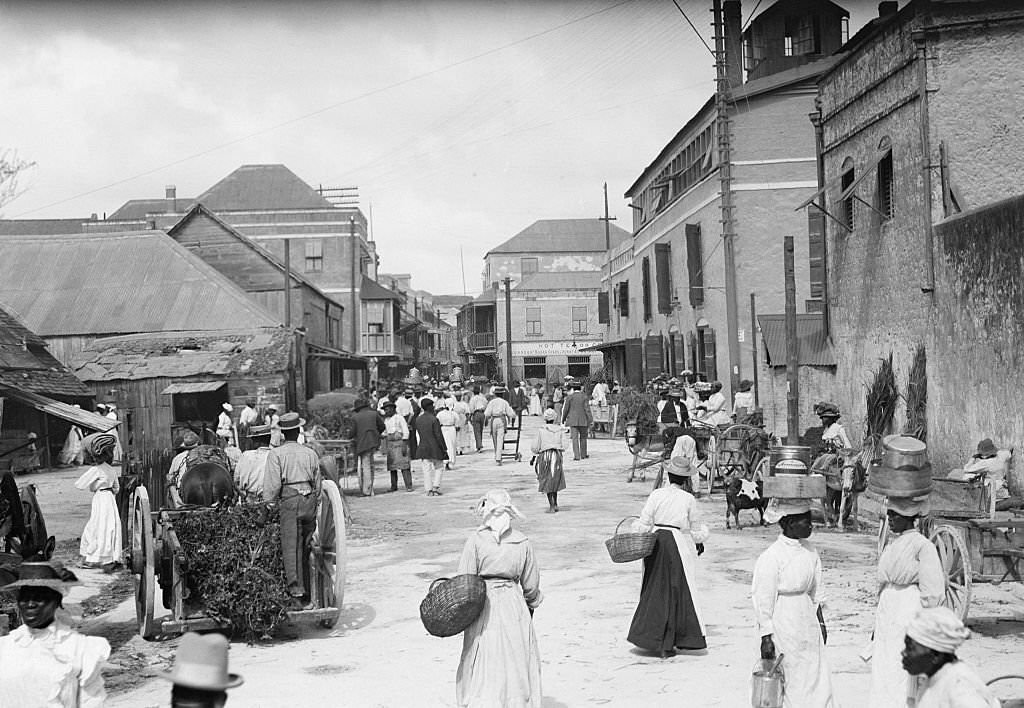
[
  {"xmin": 881, "ymin": 435, "xmax": 928, "ymax": 470},
  {"xmin": 867, "ymin": 462, "xmax": 933, "ymax": 498},
  {"xmin": 751, "ymin": 657, "xmax": 785, "ymax": 708},
  {"xmin": 769, "ymin": 446, "xmax": 811, "ymax": 475}
]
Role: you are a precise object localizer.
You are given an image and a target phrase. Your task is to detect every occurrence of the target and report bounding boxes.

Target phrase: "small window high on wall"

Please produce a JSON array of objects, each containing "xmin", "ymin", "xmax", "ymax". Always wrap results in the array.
[
  {"xmin": 840, "ymin": 158, "xmax": 855, "ymax": 230},
  {"xmin": 877, "ymin": 139, "xmax": 894, "ymax": 221}
]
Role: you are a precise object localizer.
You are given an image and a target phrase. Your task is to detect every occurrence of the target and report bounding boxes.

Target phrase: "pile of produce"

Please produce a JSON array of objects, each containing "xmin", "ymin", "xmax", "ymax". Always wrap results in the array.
[{"xmin": 175, "ymin": 505, "xmax": 291, "ymax": 642}]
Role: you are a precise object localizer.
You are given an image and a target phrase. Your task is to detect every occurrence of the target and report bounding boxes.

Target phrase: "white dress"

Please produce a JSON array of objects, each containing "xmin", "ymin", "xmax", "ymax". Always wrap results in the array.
[
  {"xmin": 529, "ymin": 392, "xmax": 542, "ymax": 416},
  {"xmin": 0, "ymin": 619, "xmax": 110, "ymax": 707},
  {"xmin": 752, "ymin": 535, "xmax": 837, "ymax": 708},
  {"xmin": 869, "ymin": 530, "xmax": 945, "ymax": 707},
  {"xmin": 76, "ymin": 464, "xmax": 123, "ymax": 565},
  {"xmin": 916, "ymin": 661, "xmax": 1000, "ymax": 708}
]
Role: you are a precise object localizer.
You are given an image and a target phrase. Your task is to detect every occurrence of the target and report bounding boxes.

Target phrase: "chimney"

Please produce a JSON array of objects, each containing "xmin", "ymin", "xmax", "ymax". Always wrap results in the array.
[
  {"xmin": 724, "ymin": 0, "xmax": 744, "ymax": 87},
  {"xmin": 146, "ymin": 219, "xmax": 156, "ymax": 230},
  {"xmin": 165, "ymin": 184, "xmax": 177, "ymax": 212},
  {"xmin": 90, "ymin": 213, "xmax": 98, "ymax": 221},
  {"xmin": 878, "ymin": 1, "xmax": 898, "ymax": 17}
]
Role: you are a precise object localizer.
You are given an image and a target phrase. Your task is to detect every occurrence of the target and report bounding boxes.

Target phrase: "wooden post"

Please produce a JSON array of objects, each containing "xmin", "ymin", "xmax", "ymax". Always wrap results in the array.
[
  {"xmin": 283, "ymin": 243, "xmax": 291, "ymax": 329},
  {"xmin": 504, "ymin": 277, "xmax": 514, "ymax": 387},
  {"xmin": 750, "ymin": 292, "xmax": 759, "ymax": 409},
  {"xmin": 784, "ymin": 235, "xmax": 800, "ymax": 444}
]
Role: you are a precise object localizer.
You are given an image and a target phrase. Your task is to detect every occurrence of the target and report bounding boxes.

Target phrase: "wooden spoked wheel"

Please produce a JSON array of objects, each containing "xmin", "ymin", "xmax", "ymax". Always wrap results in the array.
[
  {"xmin": 311, "ymin": 480, "xmax": 347, "ymax": 628},
  {"xmin": 131, "ymin": 486, "xmax": 158, "ymax": 640},
  {"xmin": 929, "ymin": 524, "xmax": 972, "ymax": 622}
]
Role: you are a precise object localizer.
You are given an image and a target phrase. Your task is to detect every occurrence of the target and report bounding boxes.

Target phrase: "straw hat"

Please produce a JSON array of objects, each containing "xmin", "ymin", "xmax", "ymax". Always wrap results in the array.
[
  {"xmin": 158, "ymin": 632, "xmax": 243, "ymax": 691},
  {"xmin": 2, "ymin": 562, "xmax": 82, "ymax": 595},
  {"xmin": 764, "ymin": 498, "xmax": 811, "ymax": 524},
  {"xmin": 277, "ymin": 412, "xmax": 306, "ymax": 430},
  {"xmin": 247, "ymin": 423, "xmax": 272, "ymax": 438},
  {"xmin": 667, "ymin": 456, "xmax": 695, "ymax": 477},
  {"xmin": 181, "ymin": 431, "xmax": 201, "ymax": 450}
]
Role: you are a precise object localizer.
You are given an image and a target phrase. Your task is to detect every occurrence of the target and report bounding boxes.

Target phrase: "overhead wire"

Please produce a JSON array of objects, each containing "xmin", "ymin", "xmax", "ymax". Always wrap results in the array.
[{"xmin": 669, "ymin": 0, "xmax": 715, "ymax": 57}]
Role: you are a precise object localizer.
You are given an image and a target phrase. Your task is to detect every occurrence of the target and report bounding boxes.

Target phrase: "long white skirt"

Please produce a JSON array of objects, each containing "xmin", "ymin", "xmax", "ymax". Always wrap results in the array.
[
  {"xmin": 869, "ymin": 584, "xmax": 921, "ymax": 707},
  {"xmin": 668, "ymin": 528, "xmax": 705, "ymax": 633},
  {"xmin": 80, "ymin": 490, "xmax": 123, "ymax": 565},
  {"xmin": 442, "ymin": 427, "xmax": 457, "ymax": 465},
  {"xmin": 457, "ymin": 580, "xmax": 541, "ymax": 707},
  {"xmin": 773, "ymin": 593, "xmax": 836, "ymax": 708}
]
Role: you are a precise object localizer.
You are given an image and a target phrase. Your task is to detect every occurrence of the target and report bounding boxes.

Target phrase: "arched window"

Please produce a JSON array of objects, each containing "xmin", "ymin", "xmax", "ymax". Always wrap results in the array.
[
  {"xmin": 876, "ymin": 137, "xmax": 894, "ymax": 221},
  {"xmin": 840, "ymin": 157, "xmax": 855, "ymax": 230}
]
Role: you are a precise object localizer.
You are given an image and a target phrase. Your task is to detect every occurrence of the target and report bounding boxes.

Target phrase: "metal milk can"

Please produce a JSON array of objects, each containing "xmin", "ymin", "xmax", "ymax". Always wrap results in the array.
[{"xmin": 751, "ymin": 655, "xmax": 785, "ymax": 708}]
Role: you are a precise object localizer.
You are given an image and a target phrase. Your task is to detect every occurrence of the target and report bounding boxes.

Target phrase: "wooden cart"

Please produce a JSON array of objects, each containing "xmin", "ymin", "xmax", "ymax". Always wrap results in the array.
[
  {"xmin": 878, "ymin": 476, "xmax": 1024, "ymax": 622},
  {"xmin": 128, "ymin": 481, "xmax": 347, "ymax": 639}
]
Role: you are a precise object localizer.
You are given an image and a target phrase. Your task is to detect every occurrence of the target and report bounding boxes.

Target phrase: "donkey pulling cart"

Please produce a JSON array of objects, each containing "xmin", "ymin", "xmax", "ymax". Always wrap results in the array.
[{"xmin": 128, "ymin": 480, "xmax": 347, "ymax": 639}]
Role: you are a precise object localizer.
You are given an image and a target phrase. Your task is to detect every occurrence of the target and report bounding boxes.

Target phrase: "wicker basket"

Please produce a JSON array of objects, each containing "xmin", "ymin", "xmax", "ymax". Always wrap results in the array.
[
  {"xmin": 604, "ymin": 516, "xmax": 658, "ymax": 563},
  {"xmin": 419, "ymin": 575, "xmax": 487, "ymax": 637}
]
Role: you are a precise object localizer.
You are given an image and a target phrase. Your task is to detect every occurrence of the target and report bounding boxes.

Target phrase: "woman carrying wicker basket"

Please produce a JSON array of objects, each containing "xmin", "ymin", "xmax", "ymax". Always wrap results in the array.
[
  {"xmin": 627, "ymin": 457, "xmax": 709, "ymax": 657},
  {"xmin": 456, "ymin": 489, "xmax": 542, "ymax": 707}
]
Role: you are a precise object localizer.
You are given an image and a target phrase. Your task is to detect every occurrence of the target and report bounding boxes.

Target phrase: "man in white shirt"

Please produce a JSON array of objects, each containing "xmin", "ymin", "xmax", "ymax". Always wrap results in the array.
[
  {"xmin": 468, "ymin": 386, "xmax": 489, "ymax": 453},
  {"xmin": 234, "ymin": 424, "xmax": 273, "ymax": 503},
  {"xmin": 483, "ymin": 389, "xmax": 517, "ymax": 465},
  {"xmin": 238, "ymin": 400, "xmax": 260, "ymax": 450}
]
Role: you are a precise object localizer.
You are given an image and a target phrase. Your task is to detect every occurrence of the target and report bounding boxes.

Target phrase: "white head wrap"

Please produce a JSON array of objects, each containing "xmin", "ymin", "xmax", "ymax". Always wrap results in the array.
[
  {"xmin": 222, "ymin": 403, "xmax": 233, "ymax": 413},
  {"xmin": 907, "ymin": 607, "xmax": 970, "ymax": 654},
  {"xmin": 476, "ymin": 489, "xmax": 524, "ymax": 542},
  {"xmin": 764, "ymin": 498, "xmax": 811, "ymax": 524},
  {"xmin": 543, "ymin": 408, "xmax": 556, "ymax": 422}
]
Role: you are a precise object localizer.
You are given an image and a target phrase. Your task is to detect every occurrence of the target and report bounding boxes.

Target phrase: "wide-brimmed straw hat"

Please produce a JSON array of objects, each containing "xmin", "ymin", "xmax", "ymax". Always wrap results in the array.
[
  {"xmin": 277, "ymin": 412, "xmax": 306, "ymax": 430},
  {"xmin": 2, "ymin": 562, "xmax": 82, "ymax": 594},
  {"xmin": 247, "ymin": 423, "xmax": 272, "ymax": 438},
  {"xmin": 667, "ymin": 456, "xmax": 695, "ymax": 477},
  {"xmin": 181, "ymin": 431, "xmax": 201, "ymax": 450},
  {"xmin": 158, "ymin": 632, "xmax": 243, "ymax": 691}
]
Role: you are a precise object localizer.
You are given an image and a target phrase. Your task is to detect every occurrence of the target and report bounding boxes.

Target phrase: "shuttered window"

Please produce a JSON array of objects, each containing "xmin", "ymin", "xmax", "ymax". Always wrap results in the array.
[
  {"xmin": 655, "ymin": 243, "xmax": 673, "ymax": 313},
  {"xmin": 645, "ymin": 335, "xmax": 663, "ymax": 378},
  {"xmin": 808, "ymin": 210, "xmax": 825, "ymax": 299},
  {"xmin": 685, "ymin": 223, "xmax": 704, "ymax": 307},
  {"xmin": 641, "ymin": 257, "xmax": 652, "ymax": 322},
  {"xmin": 618, "ymin": 281, "xmax": 630, "ymax": 317},
  {"xmin": 597, "ymin": 291, "xmax": 609, "ymax": 324},
  {"xmin": 877, "ymin": 149, "xmax": 894, "ymax": 220},
  {"xmin": 697, "ymin": 327, "xmax": 717, "ymax": 380}
]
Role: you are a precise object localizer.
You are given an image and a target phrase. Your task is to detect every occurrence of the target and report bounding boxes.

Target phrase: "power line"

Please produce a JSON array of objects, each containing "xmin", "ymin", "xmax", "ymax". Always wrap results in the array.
[
  {"xmin": 668, "ymin": 0, "xmax": 715, "ymax": 57},
  {"xmin": 742, "ymin": 0, "xmax": 765, "ymax": 32},
  {"xmin": 14, "ymin": 0, "xmax": 633, "ymax": 217}
]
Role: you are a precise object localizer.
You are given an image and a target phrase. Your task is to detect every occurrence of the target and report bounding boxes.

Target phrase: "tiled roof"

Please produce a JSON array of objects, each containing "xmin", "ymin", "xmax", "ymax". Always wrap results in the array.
[
  {"xmin": 195, "ymin": 164, "xmax": 334, "ymax": 211},
  {"xmin": 485, "ymin": 219, "xmax": 630, "ymax": 256},
  {"xmin": 0, "ymin": 231, "xmax": 279, "ymax": 337},
  {"xmin": 758, "ymin": 314, "xmax": 835, "ymax": 367},
  {"xmin": 0, "ymin": 218, "xmax": 91, "ymax": 235},
  {"xmin": 515, "ymin": 271, "xmax": 603, "ymax": 291},
  {"xmin": 107, "ymin": 198, "xmax": 194, "ymax": 221},
  {"xmin": 71, "ymin": 328, "xmax": 292, "ymax": 382},
  {"xmin": 0, "ymin": 304, "xmax": 91, "ymax": 397}
]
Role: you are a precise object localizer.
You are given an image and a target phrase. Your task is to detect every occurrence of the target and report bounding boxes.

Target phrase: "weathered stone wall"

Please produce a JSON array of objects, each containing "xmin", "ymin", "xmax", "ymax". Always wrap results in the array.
[{"xmin": 760, "ymin": 364, "xmax": 838, "ymax": 441}]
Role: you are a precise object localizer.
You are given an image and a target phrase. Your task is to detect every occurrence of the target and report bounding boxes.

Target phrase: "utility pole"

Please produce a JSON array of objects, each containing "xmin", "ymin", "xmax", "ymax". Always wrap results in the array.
[
  {"xmin": 503, "ymin": 277, "xmax": 513, "ymax": 387},
  {"xmin": 713, "ymin": 0, "xmax": 742, "ymax": 394},
  {"xmin": 283, "ymin": 241, "xmax": 291, "ymax": 329},
  {"xmin": 349, "ymin": 216, "xmax": 358, "ymax": 366},
  {"xmin": 784, "ymin": 235, "xmax": 800, "ymax": 444},
  {"xmin": 598, "ymin": 182, "xmax": 618, "ymax": 340},
  {"xmin": 750, "ymin": 292, "xmax": 759, "ymax": 409}
]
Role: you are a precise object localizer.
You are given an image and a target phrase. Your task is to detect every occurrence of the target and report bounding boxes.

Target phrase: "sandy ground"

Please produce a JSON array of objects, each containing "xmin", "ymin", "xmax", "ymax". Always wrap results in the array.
[{"xmin": 21, "ymin": 422, "xmax": 1024, "ymax": 707}]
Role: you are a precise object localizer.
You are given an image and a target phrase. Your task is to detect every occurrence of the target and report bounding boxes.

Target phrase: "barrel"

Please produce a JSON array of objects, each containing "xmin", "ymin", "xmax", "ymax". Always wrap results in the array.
[
  {"xmin": 867, "ymin": 462, "xmax": 933, "ymax": 498},
  {"xmin": 764, "ymin": 473, "xmax": 826, "ymax": 498},
  {"xmin": 769, "ymin": 446, "xmax": 811, "ymax": 475},
  {"xmin": 880, "ymin": 435, "xmax": 928, "ymax": 470}
]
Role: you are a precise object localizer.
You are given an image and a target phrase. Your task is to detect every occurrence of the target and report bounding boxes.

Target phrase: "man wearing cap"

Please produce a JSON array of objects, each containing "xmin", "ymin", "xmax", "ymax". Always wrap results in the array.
[
  {"xmin": 382, "ymin": 400, "xmax": 412, "ymax": 492},
  {"xmin": 753, "ymin": 500, "xmax": 836, "ymax": 707},
  {"xmin": 167, "ymin": 431, "xmax": 201, "ymax": 508},
  {"xmin": 234, "ymin": 424, "xmax": 273, "ymax": 504},
  {"xmin": 484, "ymin": 387, "xmax": 516, "ymax": 465},
  {"xmin": 560, "ymin": 380, "xmax": 593, "ymax": 461},
  {"xmin": 216, "ymin": 403, "xmax": 235, "ymax": 448},
  {"xmin": 352, "ymin": 398, "xmax": 386, "ymax": 496},
  {"xmin": 413, "ymin": 398, "xmax": 448, "ymax": 495},
  {"xmin": 264, "ymin": 412, "xmax": 322, "ymax": 607},
  {"xmin": 869, "ymin": 497, "xmax": 945, "ymax": 707},
  {"xmin": 0, "ymin": 562, "xmax": 110, "ymax": 707},
  {"xmin": 161, "ymin": 631, "xmax": 243, "ymax": 707},
  {"xmin": 468, "ymin": 386, "xmax": 488, "ymax": 453},
  {"xmin": 902, "ymin": 606, "xmax": 999, "ymax": 707}
]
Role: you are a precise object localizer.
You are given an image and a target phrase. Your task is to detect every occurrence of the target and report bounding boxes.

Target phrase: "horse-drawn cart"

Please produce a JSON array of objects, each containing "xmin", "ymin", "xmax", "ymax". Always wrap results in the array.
[
  {"xmin": 128, "ymin": 480, "xmax": 347, "ymax": 639},
  {"xmin": 878, "ymin": 476, "xmax": 1024, "ymax": 622}
]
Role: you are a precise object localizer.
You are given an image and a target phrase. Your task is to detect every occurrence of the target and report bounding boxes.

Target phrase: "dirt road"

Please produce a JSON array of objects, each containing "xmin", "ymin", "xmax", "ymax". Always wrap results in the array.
[{"xmin": 32, "ymin": 419, "xmax": 1022, "ymax": 706}]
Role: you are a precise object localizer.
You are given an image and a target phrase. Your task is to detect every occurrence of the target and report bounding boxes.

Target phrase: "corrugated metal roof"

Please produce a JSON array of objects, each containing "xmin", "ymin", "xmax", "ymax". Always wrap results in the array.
[
  {"xmin": 0, "ymin": 232, "xmax": 280, "ymax": 337},
  {"xmin": 0, "ymin": 218, "xmax": 91, "ymax": 235},
  {"xmin": 0, "ymin": 386, "xmax": 113, "ymax": 431},
  {"xmin": 0, "ymin": 304, "xmax": 91, "ymax": 397},
  {"xmin": 72, "ymin": 328, "xmax": 292, "ymax": 382},
  {"xmin": 161, "ymin": 381, "xmax": 226, "ymax": 394},
  {"xmin": 515, "ymin": 271, "xmax": 603, "ymax": 291},
  {"xmin": 106, "ymin": 199, "xmax": 195, "ymax": 221},
  {"xmin": 758, "ymin": 314, "xmax": 835, "ymax": 367},
  {"xmin": 195, "ymin": 164, "xmax": 334, "ymax": 211},
  {"xmin": 485, "ymin": 219, "xmax": 630, "ymax": 256}
]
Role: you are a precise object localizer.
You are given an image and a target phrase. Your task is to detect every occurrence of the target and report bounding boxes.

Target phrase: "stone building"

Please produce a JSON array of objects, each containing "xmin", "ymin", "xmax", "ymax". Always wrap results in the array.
[
  {"xmin": 810, "ymin": 0, "xmax": 1024, "ymax": 468},
  {"xmin": 596, "ymin": 0, "xmax": 850, "ymax": 397}
]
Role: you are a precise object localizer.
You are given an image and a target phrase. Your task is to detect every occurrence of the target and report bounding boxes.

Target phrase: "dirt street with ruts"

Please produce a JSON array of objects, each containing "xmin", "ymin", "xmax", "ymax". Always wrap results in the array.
[{"xmin": 31, "ymin": 416, "xmax": 1024, "ymax": 707}]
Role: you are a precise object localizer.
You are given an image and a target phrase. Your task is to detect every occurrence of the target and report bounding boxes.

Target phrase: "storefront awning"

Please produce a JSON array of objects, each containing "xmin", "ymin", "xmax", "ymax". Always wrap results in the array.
[
  {"xmin": 161, "ymin": 382, "xmax": 226, "ymax": 395},
  {"xmin": 0, "ymin": 386, "xmax": 118, "ymax": 432},
  {"xmin": 578, "ymin": 338, "xmax": 630, "ymax": 352}
]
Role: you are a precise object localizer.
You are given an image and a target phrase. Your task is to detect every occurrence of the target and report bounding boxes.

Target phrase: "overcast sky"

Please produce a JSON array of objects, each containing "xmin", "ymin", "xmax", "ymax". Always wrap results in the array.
[{"xmin": 1, "ymin": 0, "xmax": 877, "ymax": 295}]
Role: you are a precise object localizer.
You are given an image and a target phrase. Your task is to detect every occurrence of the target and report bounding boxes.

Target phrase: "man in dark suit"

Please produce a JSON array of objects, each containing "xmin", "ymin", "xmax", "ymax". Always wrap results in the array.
[
  {"xmin": 560, "ymin": 381, "xmax": 593, "ymax": 460},
  {"xmin": 511, "ymin": 381, "xmax": 529, "ymax": 418}
]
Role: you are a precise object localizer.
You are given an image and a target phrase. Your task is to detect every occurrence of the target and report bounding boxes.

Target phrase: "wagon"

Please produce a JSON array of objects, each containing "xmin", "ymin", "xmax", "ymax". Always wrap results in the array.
[
  {"xmin": 877, "ymin": 475, "xmax": 1024, "ymax": 622},
  {"xmin": 128, "ymin": 480, "xmax": 347, "ymax": 639}
]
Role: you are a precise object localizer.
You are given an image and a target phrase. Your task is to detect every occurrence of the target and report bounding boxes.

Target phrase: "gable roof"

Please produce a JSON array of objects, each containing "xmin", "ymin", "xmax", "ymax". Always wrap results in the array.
[
  {"xmin": 72, "ymin": 328, "xmax": 292, "ymax": 382},
  {"xmin": 167, "ymin": 204, "xmax": 345, "ymax": 309},
  {"xmin": 360, "ymin": 275, "xmax": 403, "ymax": 302},
  {"xmin": 0, "ymin": 304, "xmax": 91, "ymax": 397},
  {"xmin": 758, "ymin": 314, "xmax": 835, "ymax": 367},
  {"xmin": 515, "ymin": 271, "xmax": 603, "ymax": 291},
  {"xmin": 195, "ymin": 164, "xmax": 334, "ymax": 211},
  {"xmin": 0, "ymin": 218, "xmax": 92, "ymax": 236},
  {"xmin": 486, "ymin": 219, "xmax": 630, "ymax": 257},
  {"xmin": 0, "ymin": 231, "xmax": 280, "ymax": 337},
  {"xmin": 107, "ymin": 198, "xmax": 195, "ymax": 221}
]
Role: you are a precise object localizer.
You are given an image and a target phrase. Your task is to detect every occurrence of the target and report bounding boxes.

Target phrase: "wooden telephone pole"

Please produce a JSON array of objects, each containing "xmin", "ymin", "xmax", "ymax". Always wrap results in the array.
[{"xmin": 598, "ymin": 182, "xmax": 617, "ymax": 340}]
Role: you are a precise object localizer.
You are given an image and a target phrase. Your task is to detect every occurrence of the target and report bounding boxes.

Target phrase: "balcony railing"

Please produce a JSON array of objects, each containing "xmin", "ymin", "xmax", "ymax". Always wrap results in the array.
[
  {"xmin": 360, "ymin": 332, "xmax": 393, "ymax": 354},
  {"xmin": 468, "ymin": 332, "xmax": 496, "ymax": 351}
]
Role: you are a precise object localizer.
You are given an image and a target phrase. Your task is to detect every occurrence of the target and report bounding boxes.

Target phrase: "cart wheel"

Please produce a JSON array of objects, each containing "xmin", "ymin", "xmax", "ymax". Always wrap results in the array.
[
  {"xmin": 312, "ymin": 480, "xmax": 347, "ymax": 628},
  {"xmin": 131, "ymin": 487, "xmax": 158, "ymax": 640},
  {"xmin": 752, "ymin": 456, "xmax": 769, "ymax": 482},
  {"xmin": 929, "ymin": 524, "xmax": 972, "ymax": 623}
]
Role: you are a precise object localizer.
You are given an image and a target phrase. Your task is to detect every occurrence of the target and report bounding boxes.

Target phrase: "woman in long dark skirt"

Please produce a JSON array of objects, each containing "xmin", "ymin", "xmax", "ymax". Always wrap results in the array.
[
  {"xmin": 627, "ymin": 457, "xmax": 709, "ymax": 657},
  {"xmin": 530, "ymin": 409, "xmax": 566, "ymax": 513}
]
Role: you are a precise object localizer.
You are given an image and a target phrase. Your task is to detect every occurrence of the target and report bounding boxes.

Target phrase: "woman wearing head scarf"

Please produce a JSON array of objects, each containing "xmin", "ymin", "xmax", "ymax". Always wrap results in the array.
[
  {"xmin": 752, "ymin": 499, "xmax": 836, "ymax": 707},
  {"xmin": 902, "ymin": 607, "xmax": 999, "ymax": 707},
  {"xmin": 531, "ymin": 409, "xmax": 566, "ymax": 513},
  {"xmin": 868, "ymin": 497, "xmax": 945, "ymax": 707},
  {"xmin": 75, "ymin": 434, "xmax": 122, "ymax": 572},
  {"xmin": 628, "ymin": 457, "xmax": 709, "ymax": 656},
  {"xmin": 0, "ymin": 562, "xmax": 111, "ymax": 707},
  {"xmin": 456, "ymin": 489, "xmax": 542, "ymax": 707}
]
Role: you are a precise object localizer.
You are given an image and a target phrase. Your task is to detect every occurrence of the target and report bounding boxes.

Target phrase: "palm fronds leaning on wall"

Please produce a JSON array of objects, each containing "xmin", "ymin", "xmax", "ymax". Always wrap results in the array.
[
  {"xmin": 865, "ymin": 352, "xmax": 898, "ymax": 455},
  {"xmin": 903, "ymin": 345, "xmax": 927, "ymax": 442}
]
